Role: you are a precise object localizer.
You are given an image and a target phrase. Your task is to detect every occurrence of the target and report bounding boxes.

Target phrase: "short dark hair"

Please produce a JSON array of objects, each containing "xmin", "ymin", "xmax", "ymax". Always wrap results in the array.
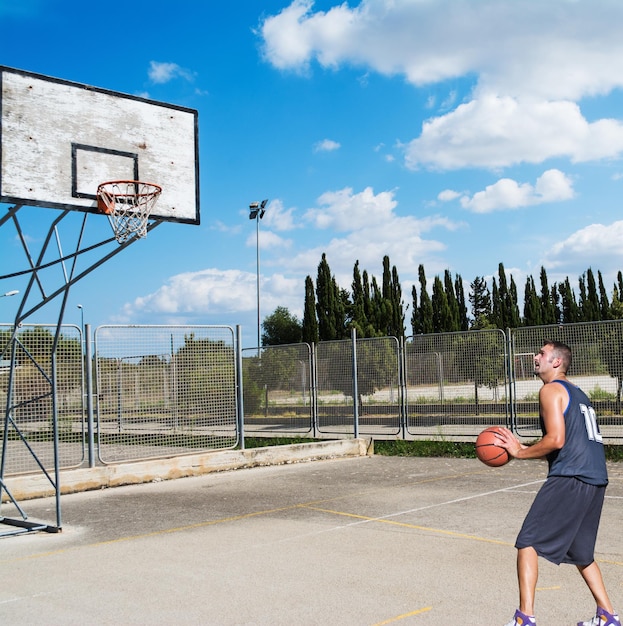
[{"xmin": 543, "ymin": 339, "xmax": 572, "ymax": 372}]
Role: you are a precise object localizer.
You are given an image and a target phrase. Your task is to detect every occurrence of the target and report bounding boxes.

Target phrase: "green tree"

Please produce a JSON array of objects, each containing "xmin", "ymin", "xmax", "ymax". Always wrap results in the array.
[
  {"xmin": 351, "ymin": 260, "xmax": 367, "ymax": 336},
  {"xmin": 559, "ymin": 277, "xmax": 580, "ymax": 323},
  {"xmin": 302, "ymin": 275, "xmax": 319, "ymax": 344},
  {"xmin": 539, "ymin": 267, "xmax": 556, "ymax": 325},
  {"xmin": 443, "ymin": 269, "xmax": 460, "ymax": 332},
  {"xmin": 523, "ymin": 275, "xmax": 542, "ymax": 327},
  {"xmin": 469, "ymin": 276, "xmax": 492, "ymax": 329},
  {"xmin": 262, "ymin": 306, "xmax": 302, "ymax": 346},
  {"xmin": 598, "ymin": 270, "xmax": 611, "ymax": 321},
  {"xmin": 315, "ymin": 253, "xmax": 347, "ymax": 340},
  {"xmin": 454, "ymin": 274, "xmax": 469, "ymax": 330},
  {"xmin": 410, "ymin": 284, "xmax": 418, "ymax": 336},
  {"xmin": 579, "ymin": 269, "xmax": 600, "ymax": 321},
  {"xmin": 611, "ymin": 273, "xmax": 623, "ymax": 320},
  {"xmin": 431, "ymin": 275, "xmax": 453, "ymax": 332},
  {"xmin": 379, "ymin": 257, "xmax": 405, "ymax": 338},
  {"xmin": 491, "ymin": 278, "xmax": 501, "ymax": 329},
  {"xmin": 417, "ymin": 264, "xmax": 433, "ymax": 334}
]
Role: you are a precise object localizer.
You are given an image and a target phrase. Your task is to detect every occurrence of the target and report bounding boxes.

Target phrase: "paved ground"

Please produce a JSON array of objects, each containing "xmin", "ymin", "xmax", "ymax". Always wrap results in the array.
[{"xmin": 1, "ymin": 454, "xmax": 622, "ymax": 625}]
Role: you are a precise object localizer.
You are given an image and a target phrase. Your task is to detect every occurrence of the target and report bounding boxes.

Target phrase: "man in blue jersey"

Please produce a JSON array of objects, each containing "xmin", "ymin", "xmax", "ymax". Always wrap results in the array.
[{"xmin": 496, "ymin": 340, "xmax": 619, "ymax": 626}]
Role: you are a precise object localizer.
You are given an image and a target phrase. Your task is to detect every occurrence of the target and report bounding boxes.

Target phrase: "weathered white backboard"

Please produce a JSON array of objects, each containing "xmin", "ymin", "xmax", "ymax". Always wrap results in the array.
[{"xmin": 0, "ymin": 66, "xmax": 199, "ymax": 224}]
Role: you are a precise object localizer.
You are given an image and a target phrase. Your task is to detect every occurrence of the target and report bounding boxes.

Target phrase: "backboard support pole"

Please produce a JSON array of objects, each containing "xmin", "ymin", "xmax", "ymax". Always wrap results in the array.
[{"xmin": 0, "ymin": 204, "xmax": 163, "ymax": 537}]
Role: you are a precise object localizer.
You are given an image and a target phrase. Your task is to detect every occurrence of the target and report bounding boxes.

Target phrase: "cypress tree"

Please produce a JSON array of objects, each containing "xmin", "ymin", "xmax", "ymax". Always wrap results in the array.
[
  {"xmin": 351, "ymin": 260, "xmax": 367, "ymax": 336},
  {"xmin": 431, "ymin": 275, "xmax": 452, "ymax": 332},
  {"xmin": 316, "ymin": 253, "xmax": 338, "ymax": 340},
  {"xmin": 550, "ymin": 284, "xmax": 561, "ymax": 324},
  {"xmin": 523, "ymin": 276, "xmax": 542, "ymax": 326},
  {"xmin": 559, "ymin": 278, "xmax": 579, "ymax": 323},
  {"xmin": 539, "ymin": 267, "xmax": 556, "ymax": 325},
  {"xmin": 598, "ymin": 270, "xmax": 611, "ymax": 320},
  {"xmin": 411, "ymin": 284, "xmax": 419, "ymax": 335},
  {"xmin": 455, "ymin": 274, "xmax": 469, "ymax": 331},
  {"xmin": 302, "ymin": 275, "xmax": 319, "ymax": 344},
  {"xmin": 418, "ymin": 264, "xmax": 434, "ymax": 334},
  {"xmin": 491, "ymin": 278, "xmax": 501, "ymax": 329},
  {"xmin": 390, "ymin": 264, "xmax": 405, "ymax": 339},
  {"xmin": 469, "ymin": 276, "xmax": 492, "ymax": 329},
  {"xmin": 362, "ymin": 269, "xmax": 373, "ymax": 331},
  {"xmin": 443, "ymin": 269, "xmax": 460, "ymax": 331},
  {"xmin": 509, "ymin": 275, "xmax": 521, "ymax": 328},
  {"xmin": 580, "ymin": 269, "xmax": 600, "ymax": 321},
  {"xmin": 379, "ymin": 256, "xmax": 393, "ymax": 336},
  {"xmin": 497, "ymin": 263, "xmax": 510, "ymax": 328}
]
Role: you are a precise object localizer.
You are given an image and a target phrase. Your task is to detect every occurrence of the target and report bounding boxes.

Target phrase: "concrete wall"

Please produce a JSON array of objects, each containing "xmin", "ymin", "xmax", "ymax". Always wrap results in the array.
[{"xmin": 3, "ymin": 438, "xmax": 373, "ymax": 502}]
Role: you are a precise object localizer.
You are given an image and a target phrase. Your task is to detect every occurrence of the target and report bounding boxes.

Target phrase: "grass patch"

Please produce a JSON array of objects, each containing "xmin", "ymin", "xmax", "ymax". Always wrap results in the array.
[
  {"xmin": 244, "ymin": 437, "xmax": 623, "ymax": 462},
  {"xmin": 373, "ymin": 439, "xmax": 623, "ymax": 462},
  {"xmin": 374, "ymin": 439, "xmax": 476, "ymax": 458},
  {"xmin": 243, "ymin": 437, "xmax": 317, "ymax": 449}
]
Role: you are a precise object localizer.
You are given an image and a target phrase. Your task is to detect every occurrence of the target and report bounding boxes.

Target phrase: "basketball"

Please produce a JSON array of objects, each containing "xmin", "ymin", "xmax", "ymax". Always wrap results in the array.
[{"xmin": 475, "ymin": 427, "xmax": 510, "ymax": 467}]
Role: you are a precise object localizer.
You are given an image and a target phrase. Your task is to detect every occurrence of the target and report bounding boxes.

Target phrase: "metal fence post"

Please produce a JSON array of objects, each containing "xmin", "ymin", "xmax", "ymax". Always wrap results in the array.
[
  {"xmin": 311, "ymin": 342, "xmax": 318, "ymax": 438},
  {"xmin": 84, "ymin": 323, "xmax": 95, "ymax": 467},
  {"xmin": 236, "ymin": 325, "xmax": 245, "ymax": 449},
  {"xmin": 351, "ymin": 328, "xmax": 359, "ymax": 439}
]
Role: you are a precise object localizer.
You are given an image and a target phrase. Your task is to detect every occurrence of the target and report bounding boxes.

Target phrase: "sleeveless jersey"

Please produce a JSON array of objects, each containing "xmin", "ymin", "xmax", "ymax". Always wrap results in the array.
[{"xmin": 541, "ymin": 380, "xmax": 608, "ymax": 486}]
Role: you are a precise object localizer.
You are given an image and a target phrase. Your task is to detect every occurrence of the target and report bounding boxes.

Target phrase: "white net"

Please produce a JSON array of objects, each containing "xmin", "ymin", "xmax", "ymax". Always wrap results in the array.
[{"xmin": 97, "ymin": 181, "xmax": 162, "ymax": 243}]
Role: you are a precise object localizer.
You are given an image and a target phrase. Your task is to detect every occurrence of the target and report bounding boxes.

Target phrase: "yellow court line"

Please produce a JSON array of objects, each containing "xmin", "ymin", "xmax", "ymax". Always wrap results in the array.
[
  {"xmin": 371, "ymin": 606, "xmax": 432, "ymax": 625},
  {"xmin": 301, "ymin": 505, "xmax": 513, "ymax": 545}
]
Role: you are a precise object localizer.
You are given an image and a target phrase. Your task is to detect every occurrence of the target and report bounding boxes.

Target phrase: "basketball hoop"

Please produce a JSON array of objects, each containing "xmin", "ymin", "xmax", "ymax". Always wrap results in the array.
[{"xmin": 97, "ymin": 180, "xmax": 162, "ymax": 243}]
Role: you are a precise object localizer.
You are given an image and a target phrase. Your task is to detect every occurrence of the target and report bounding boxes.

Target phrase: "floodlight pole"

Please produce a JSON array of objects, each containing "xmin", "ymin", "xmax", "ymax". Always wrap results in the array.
[{"xmin": 249, "ymin": 200, "xmax": 268, "ymax": 357}]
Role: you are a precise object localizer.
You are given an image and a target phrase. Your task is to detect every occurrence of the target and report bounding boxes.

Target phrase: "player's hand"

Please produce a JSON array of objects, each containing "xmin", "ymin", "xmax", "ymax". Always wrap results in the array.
[{"xmin": 492, "ymin": 427, "xmax": 524, "ymax": 457}]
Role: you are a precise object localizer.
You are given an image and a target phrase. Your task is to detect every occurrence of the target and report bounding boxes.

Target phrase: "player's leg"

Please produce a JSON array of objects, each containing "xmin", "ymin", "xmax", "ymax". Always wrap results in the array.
[
  {"xmin": 517, "ymin": 547, "xmax": 538, "ymax": 616},
  {"xmin": 576, "ymin": 561, "xmax": 619, "ymax": 622}
]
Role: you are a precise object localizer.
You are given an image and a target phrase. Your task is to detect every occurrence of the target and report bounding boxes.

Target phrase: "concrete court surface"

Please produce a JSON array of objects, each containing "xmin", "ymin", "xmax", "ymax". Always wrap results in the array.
[{"xmin": 1, "ymin": 455, "xmax": 622, "ymax": 626}]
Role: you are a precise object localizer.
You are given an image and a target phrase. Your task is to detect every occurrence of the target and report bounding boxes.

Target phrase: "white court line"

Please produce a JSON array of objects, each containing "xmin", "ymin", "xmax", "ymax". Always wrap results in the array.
[{"xmin": 335, "ymin": 479, "xmax": 547, "ymax": 529}]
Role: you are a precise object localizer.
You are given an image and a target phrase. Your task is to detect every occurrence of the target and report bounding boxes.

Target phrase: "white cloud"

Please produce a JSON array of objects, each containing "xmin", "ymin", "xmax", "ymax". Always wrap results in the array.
[
  {"xmin": 438, "ymin": 189, "xmax": 461, "ymax": 202},
  {"xmin": 260, "ymin": 1, "xmax": 623, "ymax": 100},
  {"xmin": 405, "ymin": 96, "xmax": 623, "ymax": 170},
  {"xmin": 125, "ymin": 268, "xmax": 301, "ymax": 319},
  {"xmin": 304, "ymin": 186, "xmax": 397, "ymax": 231},
  {"xmin": 260, "ymin": 1, "xmax": 623, "ymax": 170},
  {"xmin": 148, "ymin": 61, "xmax": 195, "ymax": 84},
  {"xmin": 459, "ymin": 169, "xmax": 575, "ymax": 213},
  {"xmin": 290, "ymin": 186, "xmax": 465, "ymax": 286},
  {"xmin": 547, "ymin": 221, "xmax": 623, "ymax": 266},
  {"xmin": 313, "ymin": 138, "xmax": 341, "ymax": 152}
]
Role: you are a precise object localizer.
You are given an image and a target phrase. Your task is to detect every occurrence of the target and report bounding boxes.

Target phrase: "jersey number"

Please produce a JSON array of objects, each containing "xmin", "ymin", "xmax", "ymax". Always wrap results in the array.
[{"xmin": 580, "ymin": 403, "xmax": 603, "ymax": 443}]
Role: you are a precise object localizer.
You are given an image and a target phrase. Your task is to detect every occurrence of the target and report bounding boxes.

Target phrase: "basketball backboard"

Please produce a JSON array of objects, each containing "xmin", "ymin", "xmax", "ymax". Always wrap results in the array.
[{"xmin": 0, "ymin": 66, "xmax": 199, "ymax": 224}]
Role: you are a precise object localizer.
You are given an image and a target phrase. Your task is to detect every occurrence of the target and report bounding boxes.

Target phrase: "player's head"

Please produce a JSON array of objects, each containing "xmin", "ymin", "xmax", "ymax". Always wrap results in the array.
[{"xmin": 540, "ymin": 339, "xmax": 572, "ymax": 374}]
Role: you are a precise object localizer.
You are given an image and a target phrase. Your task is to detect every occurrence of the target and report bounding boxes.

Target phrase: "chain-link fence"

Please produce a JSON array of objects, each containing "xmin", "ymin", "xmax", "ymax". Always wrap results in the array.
[
  {"xmin": 405, "ymin": 329, "xmax": 509, "ymax": 437},
  {"xmin": 3, "ymin": 321, "xmax": 623, "ymax": 480},
  {"xmin": 0, "ymin": 324, "xmax": 85, "ymax": 475},
  {"xmin": 242, "ymin": 343, "xmax": 314, "ymax": 436},
  {"xmin": 510, "ymin": 321, "xmax": 623, "ymax": 441},
  {"xmin": 95, "ymin": 325, "xmax": 237, "ymax": 463}
]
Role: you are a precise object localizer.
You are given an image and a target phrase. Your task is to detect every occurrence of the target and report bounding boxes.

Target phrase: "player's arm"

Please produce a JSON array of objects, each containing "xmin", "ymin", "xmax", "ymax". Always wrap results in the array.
[{"xmin": 495, "ymin": 383, "xmax": 566, "ymax": 459}]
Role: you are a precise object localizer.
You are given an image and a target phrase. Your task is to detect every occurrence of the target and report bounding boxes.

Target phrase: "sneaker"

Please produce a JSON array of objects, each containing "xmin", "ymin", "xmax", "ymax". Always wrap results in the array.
[
  {"xmin": 578, "ymin": 607, "xmax": 621, "ymax": 626},
  {"xmin": 505, "ymin": 608, "xmax": 536, "ymax": 626}
]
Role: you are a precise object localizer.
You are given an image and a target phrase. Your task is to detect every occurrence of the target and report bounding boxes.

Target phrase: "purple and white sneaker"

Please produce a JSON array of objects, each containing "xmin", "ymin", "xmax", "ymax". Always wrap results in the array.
[
  {"xmin": 578, "ymin": 607, "xmax": 621, "ymax": 626},
  {"xmin": 505, "ymin": 608, "xmax": 536, "ymax": 626}
]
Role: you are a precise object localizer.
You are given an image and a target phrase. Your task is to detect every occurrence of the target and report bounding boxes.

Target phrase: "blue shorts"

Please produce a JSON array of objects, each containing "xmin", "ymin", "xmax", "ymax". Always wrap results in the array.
[{"xmin": 515, "ymin": 475, "xmax": 606, "ymax": 566}]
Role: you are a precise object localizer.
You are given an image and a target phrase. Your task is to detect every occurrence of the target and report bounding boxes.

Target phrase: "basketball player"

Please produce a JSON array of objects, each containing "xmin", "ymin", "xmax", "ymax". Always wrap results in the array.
[{"xmin": 495, "ymin": 340, "xmax": 619, "ymax": 626}]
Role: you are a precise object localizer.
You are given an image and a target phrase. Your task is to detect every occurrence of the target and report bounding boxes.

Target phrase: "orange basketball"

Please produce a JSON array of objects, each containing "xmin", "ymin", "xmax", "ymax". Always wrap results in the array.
[{"xmin": 475, "ymin": 427, "xmax": 510, "ymax": 467}]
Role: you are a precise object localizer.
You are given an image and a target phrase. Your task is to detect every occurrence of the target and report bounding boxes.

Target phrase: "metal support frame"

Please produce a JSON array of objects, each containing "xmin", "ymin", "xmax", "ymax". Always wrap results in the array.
[{"xmin": 0, "ymin": 204, "xmax": 162, "ymax": 537}]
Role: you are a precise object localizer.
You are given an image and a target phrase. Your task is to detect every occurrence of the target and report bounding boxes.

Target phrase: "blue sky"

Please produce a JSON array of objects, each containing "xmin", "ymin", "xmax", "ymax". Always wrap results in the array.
[{"xmin": 3, "ymin": 0, "xmax": 623, "ymax": 348}]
